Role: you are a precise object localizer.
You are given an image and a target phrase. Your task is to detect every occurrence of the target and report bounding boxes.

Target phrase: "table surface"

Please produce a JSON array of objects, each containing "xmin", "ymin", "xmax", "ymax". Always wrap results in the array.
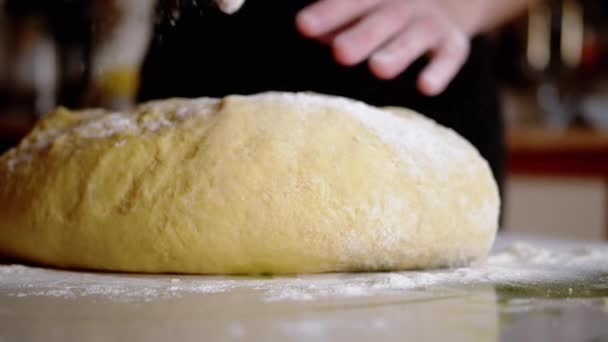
[{"xmin": 1, "ymin": 233, "xmax": 607, "ymax": 342}]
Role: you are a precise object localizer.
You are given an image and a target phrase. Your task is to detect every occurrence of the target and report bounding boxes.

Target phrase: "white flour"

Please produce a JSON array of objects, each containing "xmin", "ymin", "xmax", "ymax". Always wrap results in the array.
[
  {"xmin": 249, "ymin": 92, "xmax": 473, "ymax": 170},
  {"xmin": 75, "ymin": 113, "xmax": 138, "ymax": 139},
  {"xmin": 1, "ymin": 238, "xmax": 607, "ymax": 302},
  {"xmin": 3, "ymin": 97, "xmax": 220, "ymax": 172}
]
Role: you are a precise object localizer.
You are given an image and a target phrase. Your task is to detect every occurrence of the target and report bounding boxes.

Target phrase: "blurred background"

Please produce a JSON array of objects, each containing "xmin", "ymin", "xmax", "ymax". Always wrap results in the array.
[{"xmin": 0, "ymin": 0, "xmax": 606, "ymax": 240}]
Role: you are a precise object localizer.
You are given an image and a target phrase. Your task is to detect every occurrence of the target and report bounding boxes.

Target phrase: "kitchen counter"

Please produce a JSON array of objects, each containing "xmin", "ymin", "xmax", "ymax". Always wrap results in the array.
[{"xmin": 1, "ymin": 233, "xmax": 607, "ymax": 342}]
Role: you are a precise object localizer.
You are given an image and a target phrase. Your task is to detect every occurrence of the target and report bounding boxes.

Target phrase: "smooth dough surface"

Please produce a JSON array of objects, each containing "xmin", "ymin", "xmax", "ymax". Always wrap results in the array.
[{"xmin": 0, "ymin": 92, "xmax": 499, "ymax": 274}]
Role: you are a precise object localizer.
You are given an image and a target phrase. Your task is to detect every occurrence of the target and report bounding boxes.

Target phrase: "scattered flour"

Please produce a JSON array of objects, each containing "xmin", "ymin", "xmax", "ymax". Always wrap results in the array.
[
  {"xmin": 249, "ymin": 92, "xmax": 473, "ymax": 171},
  {"xmin": 1, "ymin": 238, "xmax": 607, "ymax": 303},
  {"xmin": 228, "ymin": 323, "xmax": 246, "ymax": 338},
  {"xmin": 279, "ymin": 320, "xmax": 325, "ymax": 339},
  {"xmin": 141, "ymin": 116, "xmax": 172, "ymax": 132},
  {"xmin": 75, "ymin": 113, "xmax": 137, "ymax": 139},
  {"xmin": 3, "ymin": 97, "xmax": 220, "ymax": 172}
]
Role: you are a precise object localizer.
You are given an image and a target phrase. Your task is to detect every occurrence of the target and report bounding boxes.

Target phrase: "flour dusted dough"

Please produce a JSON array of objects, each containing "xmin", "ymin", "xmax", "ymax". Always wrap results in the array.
[{"xmin": 0, "ymin": 92, "xmax": 499, "ymax": 274}]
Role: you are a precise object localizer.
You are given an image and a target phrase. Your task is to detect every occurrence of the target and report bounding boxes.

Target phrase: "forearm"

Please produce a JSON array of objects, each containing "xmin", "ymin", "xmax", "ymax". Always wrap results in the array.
[{"xmin": 438, "ymin": 0, "xmax": 541, "ymax": 35}]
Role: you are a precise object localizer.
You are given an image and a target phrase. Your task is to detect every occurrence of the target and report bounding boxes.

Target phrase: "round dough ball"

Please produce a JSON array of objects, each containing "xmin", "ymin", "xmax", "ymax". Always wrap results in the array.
[{"xmin": 0, "ymin": 92, "xmax": 499, "ymax": 274}]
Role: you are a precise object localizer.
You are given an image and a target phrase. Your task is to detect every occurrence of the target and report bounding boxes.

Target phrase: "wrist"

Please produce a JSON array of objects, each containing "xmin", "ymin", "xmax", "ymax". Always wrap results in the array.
[{"xmin": 437, "ymin": 0, "xmax": 538, "ymax": 35}]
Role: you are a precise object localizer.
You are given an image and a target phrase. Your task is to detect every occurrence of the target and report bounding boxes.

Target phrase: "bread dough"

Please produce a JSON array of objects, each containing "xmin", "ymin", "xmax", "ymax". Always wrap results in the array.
[{"xmin": 0, "ymin": 92, "xmax": 499, "ymax": 274}]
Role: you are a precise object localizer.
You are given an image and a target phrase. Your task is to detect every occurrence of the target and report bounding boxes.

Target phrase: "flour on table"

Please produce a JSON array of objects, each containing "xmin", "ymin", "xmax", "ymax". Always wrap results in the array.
[{"xmin": 1, "ymin": 239, "xmax": 607, "ymax": 303}]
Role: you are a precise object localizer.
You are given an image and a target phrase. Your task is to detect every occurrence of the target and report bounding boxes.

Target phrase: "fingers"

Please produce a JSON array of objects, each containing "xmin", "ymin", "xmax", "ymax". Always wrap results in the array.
[
  {"xmin": 369, "ymin": 17, "xmax": 442, "ymax": 80},
  {"xmin": 296, "ymin": 0, "xmax": 471, "ymax": 96},
  {"xmin": 418, "ymin": 33, "xmax": 470, "ymax": 96},
  {"xmin": 296, "ymin": 0, "xmax": 381, "ymax": 38},
  {"xmin": 368, "ymin": 15, "xmax": 469, "ymax": 96},
  {"xmin": 332, "ymin": 4, "xmax": 413, "ymax": 66}
]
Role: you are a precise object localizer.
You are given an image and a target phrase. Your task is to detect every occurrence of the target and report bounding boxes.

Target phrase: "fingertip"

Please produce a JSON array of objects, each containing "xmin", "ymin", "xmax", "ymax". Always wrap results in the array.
[
  {"xmin": 417, "ymin": 73, "xmax": 444, "ymax": 97},
  {"xmin": 332, "ymin": 36, "xmax": 359, "ymax": 66},
  {"xmin": 369, "ymin": 53, "xmax": 398, "ymax": 80},
  {"xmin": 296, "ymin": 11, "xmax": 321, "ymax": 37}
]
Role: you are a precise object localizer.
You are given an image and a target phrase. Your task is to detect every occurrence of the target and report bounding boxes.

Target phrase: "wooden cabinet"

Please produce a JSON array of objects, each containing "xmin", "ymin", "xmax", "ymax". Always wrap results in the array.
[{"xmin": 505, "ymin": 127, "xmax": 608, "ymax": 240}]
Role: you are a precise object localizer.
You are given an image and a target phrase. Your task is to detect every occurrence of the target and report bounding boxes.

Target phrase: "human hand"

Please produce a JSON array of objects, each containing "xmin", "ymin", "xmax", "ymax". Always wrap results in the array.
[{"xmin": 296, "ymin": 0, "xmax": 471, "ymax": 96}]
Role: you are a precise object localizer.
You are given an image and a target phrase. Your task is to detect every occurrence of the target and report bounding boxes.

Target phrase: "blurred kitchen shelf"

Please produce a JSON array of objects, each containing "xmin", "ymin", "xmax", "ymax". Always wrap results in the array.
[{"xmin": 507, "ymin": 127, "xmax": 608, "ymax": 178}]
